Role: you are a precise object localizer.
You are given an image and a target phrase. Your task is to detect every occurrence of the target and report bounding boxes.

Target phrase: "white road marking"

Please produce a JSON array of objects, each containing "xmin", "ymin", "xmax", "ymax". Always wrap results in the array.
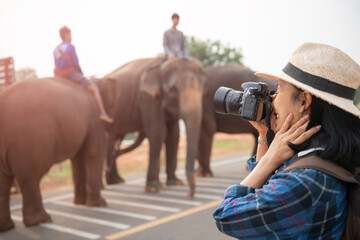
[
  {"xmin": 7, "ymin": 152, "xmax": 247, "ymax": 240},
  {"xmin": 10, "ymin": 193, "xmax": 74, "ymax": 211},
  {"xmin": 53, "ymin": 201, "xmax": 156, "ymax": 221},
  {"xmin": 189, "ymin": 181, "xmax": 230, "ymax": 188},
  {"xmin": 167, "ymin": 185, "xmax": 226, "ymax": 194},
  {"xmin": 46, "ymin": 209, "xmax": 130, "ymax": 229},
  {"xmin": 131, "ymin": 179, "xmax": 229, "ymax": 188},
  {"xmin": 41, "ymin": 223, "xmax": 101, "ymax": 240},
  {"xmin": 117, "ymin": 178, "xmax": 226, "ymax": 195},
  {"xmin": 11, "ymin": 215, "xmax": 101, "ymax": 240},
  {"xmin": 210, "ymin": 154, "xmax": 249, "ymax": 167},
  {"xmin": 159, "ymin": 190, "xmax": 221, "ymax": 200},
  {"xmin": 150, "ymin": 152, "xmax": 250, "ymax": 185},
  {"xmin": 195, "ymin": 177, "xmax": 242, "ymax": 184},
  {"xmin": 103, "ymin": 190, "xmax": 202, "ymax": 206},
  {"xmin": 109, "ymin": 185, "xmax": 220, "ymax": 200},
  {"xmin": 105, "ymin": 199, "xmax": 181, "ymax": 213}
]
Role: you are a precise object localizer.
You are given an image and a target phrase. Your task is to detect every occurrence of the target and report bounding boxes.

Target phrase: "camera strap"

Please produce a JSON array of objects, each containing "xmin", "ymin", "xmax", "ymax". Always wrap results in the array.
[{"xmin": 264, "ymin": 100, "xmax": 275, "ymax": 146}]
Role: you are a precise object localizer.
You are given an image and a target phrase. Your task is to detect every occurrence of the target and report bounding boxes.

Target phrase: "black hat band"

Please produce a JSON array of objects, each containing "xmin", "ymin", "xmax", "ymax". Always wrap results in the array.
[{"xmin": 283, "ymin": 63, "xmax": 355, "ymax": 100}]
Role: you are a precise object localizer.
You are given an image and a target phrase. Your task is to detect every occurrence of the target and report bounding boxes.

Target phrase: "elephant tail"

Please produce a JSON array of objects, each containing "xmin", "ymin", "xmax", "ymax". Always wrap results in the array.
[{"xmin": 114, "ymin": 131, "xmax": 146, "ymax": 158}]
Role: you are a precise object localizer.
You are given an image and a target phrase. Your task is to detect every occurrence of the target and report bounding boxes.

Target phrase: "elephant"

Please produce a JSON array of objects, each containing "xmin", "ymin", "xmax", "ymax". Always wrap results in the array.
[
  {"xmin": 196, "ymin": 65, "xmax": 277, "ymax": 177},
  {"xmin": 104, "ymin": 57, "xmax": 206, "ymax": 197},
  {"xmin": 0, "ymin": 77, "xmax": 116, "ymax": 232}
]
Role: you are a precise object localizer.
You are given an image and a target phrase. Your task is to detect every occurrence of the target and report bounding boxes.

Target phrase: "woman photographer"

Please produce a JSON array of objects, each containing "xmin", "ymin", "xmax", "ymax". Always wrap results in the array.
[{"xmin": 213, "ymin": 43, "xmax": 360, "ymax": 239}]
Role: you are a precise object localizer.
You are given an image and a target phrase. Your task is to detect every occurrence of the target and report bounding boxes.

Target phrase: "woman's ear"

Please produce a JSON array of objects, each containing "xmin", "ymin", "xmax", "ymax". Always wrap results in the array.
[{"xmin": 299, "ymin": 91, "xmax": 312, "ymax": 113}]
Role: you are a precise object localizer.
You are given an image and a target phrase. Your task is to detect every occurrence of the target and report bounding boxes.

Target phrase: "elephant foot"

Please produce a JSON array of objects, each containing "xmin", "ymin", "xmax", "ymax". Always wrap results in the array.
[
  {"xmin": 73, "ymin": 197, "xmax": 86, "ymax": 205},
  {"xmin": 145, "ymin": 181, "xmax": 165, "ymax": 193},
  {"xmin": 188, "ymin": 186, "xmax": 195, "ymax": 198},
  {"xmin": 0, "ymin": 217, "xmax": 14, "ymax": 232},
  {"xmin": 106, "ymin": 173, "xmax": 125, "ymax": 185},
  {"xmin": 166, "ymin": 178, "xmax": 184, "ymax": 186},
  {"xmin": 86, "ymin": 197, "xmax": 107, "ymax": 207},
  {"xmin": 23, "ymin": 210, "xmax": 52, "ymax": 227},
  {"xmin": 195, "ymin": 168, "xmax": 213, "ymax": 178}
]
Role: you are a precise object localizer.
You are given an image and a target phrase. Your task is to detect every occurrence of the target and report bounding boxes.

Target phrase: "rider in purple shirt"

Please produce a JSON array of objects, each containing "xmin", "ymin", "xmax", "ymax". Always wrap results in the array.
[
  {"xmin": 53, "ymin": 26, "xmax": 113, "ymax": 123},
  {"xmin": 54, "ymin": 41, "xmax": 82, "ymax": 75}
]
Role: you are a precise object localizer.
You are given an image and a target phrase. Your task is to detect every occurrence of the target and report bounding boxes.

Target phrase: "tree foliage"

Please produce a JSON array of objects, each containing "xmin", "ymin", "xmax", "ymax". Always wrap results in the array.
[
  {"xmin": 186, "ymin": 36, "xmax": 244, "ymax": 67},
  {"xmin": 15, "ymin": 68, "xmax": 37, "ymax": 81},
  {"xmin": 354, "ymin": 86, "xmax": 360, "ymax": 108}
]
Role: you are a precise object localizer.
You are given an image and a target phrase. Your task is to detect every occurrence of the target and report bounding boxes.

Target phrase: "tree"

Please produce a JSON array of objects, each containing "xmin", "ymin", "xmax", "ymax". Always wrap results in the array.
[
  {"xmin": 186, "ymin": 36, "xmax": 244, "ymax": 67},
  {"xmin": 354, "ymin": 86, "xmax": 360, "ymax": 108},
  {"xmin": 15, "ymin": 68, "xmax": 37, "ymax": 81}
]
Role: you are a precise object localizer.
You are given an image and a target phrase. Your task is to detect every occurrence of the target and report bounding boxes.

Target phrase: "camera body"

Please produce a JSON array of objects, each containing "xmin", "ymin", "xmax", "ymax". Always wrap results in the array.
[{"xmin": 214, "ymin": 82, "xmax": 272, "ymax": 122}]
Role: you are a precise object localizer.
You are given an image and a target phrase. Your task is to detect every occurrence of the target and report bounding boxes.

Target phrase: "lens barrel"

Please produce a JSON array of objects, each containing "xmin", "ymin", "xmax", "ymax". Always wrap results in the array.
[{"xmin": 214, "ymin": 87, "xmax": 243, "ymax": 115}]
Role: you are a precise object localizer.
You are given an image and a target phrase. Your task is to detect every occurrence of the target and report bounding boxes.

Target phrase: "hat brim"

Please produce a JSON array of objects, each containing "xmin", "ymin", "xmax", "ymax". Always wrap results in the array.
[{"xmin": 255, "ymin": 71, "xmax": 360, "ymax": 118}]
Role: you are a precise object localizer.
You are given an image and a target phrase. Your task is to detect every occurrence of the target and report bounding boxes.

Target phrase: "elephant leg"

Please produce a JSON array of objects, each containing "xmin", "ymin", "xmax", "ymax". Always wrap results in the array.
[
  {"xmin": 140, "ymin": 95, "xmax": 165, "ymax": 193},
  {"xmin": 0, "ymin": 172, "xmax": 14, "ymax": 232},
  {"xmin": 196, "ymin": 130, "xmax": 214, "ymax": 178},
  {"xmin": 84, "ymin": 130, "xmax": 107, "ymax": 207},
  {"xmin": 165, "ymin": 121, "xmax": 184, "ymax": 186},
  {"xmin": 18, "ymin": 177, "xmax": 51, "ymax": 226},
  {"xmin": 145, "ymin": 135, "xmax": 165, "ymax": 193},
  {"xmin": 106, "ymin": 135, "xmax": 125, "ymax": 185},
  {"xmin": 70, "ymin": 157, "xmax": 87, "ymax": 205},
  {"xmin": 85, "ymin": 155, "xmax": 107, "ymax": 207}
]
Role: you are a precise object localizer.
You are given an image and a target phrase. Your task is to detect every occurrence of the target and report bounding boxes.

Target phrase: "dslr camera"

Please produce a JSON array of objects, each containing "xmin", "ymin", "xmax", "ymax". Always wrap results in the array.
[{"xmin": 214, "ymin": 82, "xmax": 272, "ymax": 122}]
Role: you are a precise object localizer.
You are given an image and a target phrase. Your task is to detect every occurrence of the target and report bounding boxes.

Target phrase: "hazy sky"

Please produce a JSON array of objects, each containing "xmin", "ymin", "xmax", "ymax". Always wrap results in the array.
[{"xmin": 1, "ymin": 0, "xmax": 359, "ymax": 78}]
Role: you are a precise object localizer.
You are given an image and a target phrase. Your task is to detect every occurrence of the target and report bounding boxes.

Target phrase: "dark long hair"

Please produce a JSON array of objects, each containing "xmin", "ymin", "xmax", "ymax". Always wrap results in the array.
[{"xmin": 289, "ymin": 89, "xmax": 360, "ymax": 173}]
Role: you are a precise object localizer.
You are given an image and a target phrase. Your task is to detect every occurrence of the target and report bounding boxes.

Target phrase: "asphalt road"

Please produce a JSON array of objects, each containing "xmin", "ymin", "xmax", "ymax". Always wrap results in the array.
[{"xmin": 1, "ymin": 151, "xmax": 251, "ymax": 240}]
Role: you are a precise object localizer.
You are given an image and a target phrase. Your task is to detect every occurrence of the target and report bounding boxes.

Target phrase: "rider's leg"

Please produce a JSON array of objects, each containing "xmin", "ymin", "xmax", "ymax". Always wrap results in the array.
[
  {"xmin": 87, "ymin": 83, "xmax": 114, "ymax": 123},
  {"xmin": 68, "ymin": 71, "xmax": 113, "ymax": 124}
]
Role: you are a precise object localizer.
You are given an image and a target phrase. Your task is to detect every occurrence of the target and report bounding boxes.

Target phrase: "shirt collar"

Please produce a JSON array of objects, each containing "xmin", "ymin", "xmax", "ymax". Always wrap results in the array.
[{"xmin": 277, "ymin": 147, "xmax": 326, "ymax": 172}]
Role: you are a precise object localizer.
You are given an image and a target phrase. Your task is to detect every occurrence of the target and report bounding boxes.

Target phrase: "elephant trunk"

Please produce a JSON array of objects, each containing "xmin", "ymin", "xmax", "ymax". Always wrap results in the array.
[{"xmin": 180, "ymin": 90, "xmax": 203, "ymax": 198}]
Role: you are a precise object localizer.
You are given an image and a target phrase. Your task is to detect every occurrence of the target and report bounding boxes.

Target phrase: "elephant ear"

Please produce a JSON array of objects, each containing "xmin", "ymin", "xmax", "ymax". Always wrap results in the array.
[
  {"xmin": 159, "ymin": 59, "xmax": 181, "ymax": 92},
  {"xmin": 139, "ymin": 66, "xmax": 162, "ymax": 98}
]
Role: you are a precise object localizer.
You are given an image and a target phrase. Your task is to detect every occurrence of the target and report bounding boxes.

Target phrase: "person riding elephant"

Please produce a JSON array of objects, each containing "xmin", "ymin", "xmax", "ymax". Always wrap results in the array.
[
  {"xmin": 53, "ymin": 26, "xmax": 113, "ymax": 123},
  {"xmin": 197, "ymin": 65, "xmax": 277, "ymax": 177},
  {"xmin": 0, "ymin": 76, "xmax": 116, "ymax": 232},
  {"xmin": 105, "ymin": 57, "xmax": 206, "ymax": 197},
  {"xmin": 163, "ymin": 13, "xmax": 189, "ymax": 59}
]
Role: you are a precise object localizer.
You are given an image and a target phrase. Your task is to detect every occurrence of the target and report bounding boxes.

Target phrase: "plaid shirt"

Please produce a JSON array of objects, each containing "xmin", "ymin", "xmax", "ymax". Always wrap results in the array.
[{"xmin": 213, "ymin": 155, "xmax": 348, "ymax": 239}]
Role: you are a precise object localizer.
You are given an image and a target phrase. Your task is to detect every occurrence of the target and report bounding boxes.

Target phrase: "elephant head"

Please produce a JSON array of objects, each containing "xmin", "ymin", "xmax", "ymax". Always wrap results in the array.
[{"xmin": 140, "ymin": 58, "xmax": 206, "ymax": 197}]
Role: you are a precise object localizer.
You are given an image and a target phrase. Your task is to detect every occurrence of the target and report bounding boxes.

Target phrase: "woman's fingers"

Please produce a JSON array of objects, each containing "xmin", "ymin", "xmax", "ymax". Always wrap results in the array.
[
  {"xmin": 278, "ymin": 113, "xmax": 293, "ymax": 134},
  {"xmin": 286, "ymin": 114, "xmax": 309, "ymax": 135},
  {"xmin": 292, "ymin": 125, "xmax": 321, "ymax": 145},
  {"xmin": 289, "ymin": 118, "xmax": 309, "ymax": 139}
]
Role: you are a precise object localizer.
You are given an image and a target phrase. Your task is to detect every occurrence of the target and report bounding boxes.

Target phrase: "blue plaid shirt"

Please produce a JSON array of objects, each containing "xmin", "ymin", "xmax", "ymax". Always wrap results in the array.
[{"xmin": 213, "ymin": 155, "xmax": 348, "ymax": 239}]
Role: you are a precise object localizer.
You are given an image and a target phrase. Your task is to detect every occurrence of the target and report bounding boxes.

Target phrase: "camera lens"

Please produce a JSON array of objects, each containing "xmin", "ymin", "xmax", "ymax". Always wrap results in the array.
[{"xmin": 214, "ymin": 87, "xmax": 243, "ymax": 115}]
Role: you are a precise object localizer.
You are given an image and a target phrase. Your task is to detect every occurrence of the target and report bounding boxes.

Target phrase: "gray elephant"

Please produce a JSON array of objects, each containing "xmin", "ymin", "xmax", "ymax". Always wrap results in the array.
[
  {"xmin": 0, "ymin": 77, "xmax": 116, "ymax": 232},
  {"xmin": 197, "ymin": 65, "xmax": 277, "ymax": 177},
  {"xmin": 105, "ymin": 57, "xmax": 206, "ymax": 197}
]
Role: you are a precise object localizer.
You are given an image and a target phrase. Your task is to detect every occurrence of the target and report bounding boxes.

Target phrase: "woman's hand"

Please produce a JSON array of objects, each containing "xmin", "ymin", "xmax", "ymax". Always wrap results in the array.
[
  {"xmin": 262, "ymin": 113, "xmax": 321, "ymax": 168},
  {"xmin": 249, "ymin": 121, "xmax": 268, "ymax": 137},
  {"xmin": 249, "ymin": 121, "xmax": 269, "ymax": 161},
  {"xmin": 241, "ymin": 113, "xmax": 321, "ymax": 189}
]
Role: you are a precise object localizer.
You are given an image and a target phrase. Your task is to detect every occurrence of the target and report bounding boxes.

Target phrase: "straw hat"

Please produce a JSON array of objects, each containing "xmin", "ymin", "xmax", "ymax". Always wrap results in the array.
[{"xmin": 256, "ymin": 42, "xmax": 360, "ymax": 118}]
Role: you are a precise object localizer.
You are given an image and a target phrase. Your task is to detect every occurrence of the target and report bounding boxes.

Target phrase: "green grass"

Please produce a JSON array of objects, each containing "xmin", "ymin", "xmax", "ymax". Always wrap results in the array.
[
  {"xmin": 212, "ymin": 140, "xmax": 243, "ymax": 149},
  {"xmin": 212, "ymin": 139, "xmax": 250, "ymax": 150},
  {"xmin": 118, "ymin": 165, "xmax": 148, "ymax": 176},
  {"xmin": 44, "ymin": 160, "xmax": 72, "ymax": 179}
]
